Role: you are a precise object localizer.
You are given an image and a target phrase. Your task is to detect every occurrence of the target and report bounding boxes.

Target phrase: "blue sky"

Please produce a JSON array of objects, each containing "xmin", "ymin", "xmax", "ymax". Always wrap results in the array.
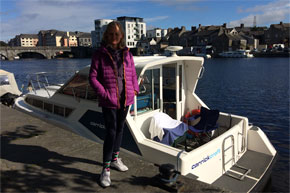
[{"xmin": 1, "ymin": 0, "xmax": 289, "ymax": 42}]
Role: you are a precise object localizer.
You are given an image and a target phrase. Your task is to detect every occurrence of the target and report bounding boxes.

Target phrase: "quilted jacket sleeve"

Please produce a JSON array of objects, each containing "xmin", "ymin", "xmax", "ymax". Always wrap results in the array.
[{"xmin": 89, "ymin": 52, "xmax": 108, "ymax": 100}]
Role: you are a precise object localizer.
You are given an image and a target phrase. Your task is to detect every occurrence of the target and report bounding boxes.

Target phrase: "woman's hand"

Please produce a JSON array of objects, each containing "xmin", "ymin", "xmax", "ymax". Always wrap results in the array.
[{"xmin": 134, "ymin": 90, "xmax": 138, "ymax": 96}]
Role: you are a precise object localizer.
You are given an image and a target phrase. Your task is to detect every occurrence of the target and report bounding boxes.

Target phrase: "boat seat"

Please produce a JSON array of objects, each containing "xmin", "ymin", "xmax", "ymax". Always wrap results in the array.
[{"xmin": 184, "ymin": 107, "xmax": 219, "ymax": 147}]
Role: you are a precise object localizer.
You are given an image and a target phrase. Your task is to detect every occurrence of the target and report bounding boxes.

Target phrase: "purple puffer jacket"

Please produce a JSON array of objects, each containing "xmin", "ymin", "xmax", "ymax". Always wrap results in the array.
[{"xmin": 89, "ymin": 46, "xmax": 139, "ymax": 109}]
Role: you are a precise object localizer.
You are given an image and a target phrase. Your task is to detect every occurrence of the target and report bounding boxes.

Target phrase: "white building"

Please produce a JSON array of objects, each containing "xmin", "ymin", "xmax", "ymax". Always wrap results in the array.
[
  {"xmin": 91, "ymin": 17, "xmax": 146, "ymax": 48},
  {"xmin": 147, "ymin": 28, "xmax": 167, "ymax": 39},
  {"xmin": 91, "ymin": 19, "xmax": 114, "ymax": 48},
  {"xmin": 117, "ymin": 16, "xmax": 146, "ymax": 48}
]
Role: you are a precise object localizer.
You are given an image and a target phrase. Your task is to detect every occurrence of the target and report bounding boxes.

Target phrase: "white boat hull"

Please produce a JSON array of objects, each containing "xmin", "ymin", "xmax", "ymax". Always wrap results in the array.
[{"xmin": 14, "ymin": 53, "xmax": 276, "ymax": 192}]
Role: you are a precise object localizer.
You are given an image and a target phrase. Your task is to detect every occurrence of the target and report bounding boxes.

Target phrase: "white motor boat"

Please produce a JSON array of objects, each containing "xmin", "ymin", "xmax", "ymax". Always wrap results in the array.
[
  {"xmin": 0, "ymin": 69, "xmax": 22, "ymax": 106},
  {"xmin": 219, "ymin": 50, "xmax": 254, "ymax": 58},
  {"xmin": 15, "ymin": 47, "xmax": 276, "ymax": 192},
  {"xmin": 0, "ymin": 69, "xmax": 22, "ymax": 97},
  {"xmin": 194, "ymin": 53, "xmax": 212, "ymax": 59}
]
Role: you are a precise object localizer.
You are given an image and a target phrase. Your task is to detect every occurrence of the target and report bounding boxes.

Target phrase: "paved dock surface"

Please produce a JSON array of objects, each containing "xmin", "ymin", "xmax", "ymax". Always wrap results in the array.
[{"xmin": 1, "ymin": 104, "xmax": 229, "ymax": 192}]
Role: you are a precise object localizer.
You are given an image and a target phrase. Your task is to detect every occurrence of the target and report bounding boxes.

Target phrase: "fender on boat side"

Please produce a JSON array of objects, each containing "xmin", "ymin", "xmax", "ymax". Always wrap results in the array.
[{"xmin": 247, "ymin": 126, "xmax": 276, "ymax": 156}]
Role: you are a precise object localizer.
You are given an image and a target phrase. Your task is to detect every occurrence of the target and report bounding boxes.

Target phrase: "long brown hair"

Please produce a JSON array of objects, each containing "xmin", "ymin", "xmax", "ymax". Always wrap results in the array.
[{"xmin": 102, "ymin": 21, "xmax": 126, "ymax": 49}]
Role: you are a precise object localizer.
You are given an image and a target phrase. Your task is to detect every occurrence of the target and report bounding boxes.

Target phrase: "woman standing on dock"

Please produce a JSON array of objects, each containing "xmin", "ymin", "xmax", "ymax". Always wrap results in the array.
[{"xmin": 89, "ymin": 21, "xmax": 139, "ymax": 187}]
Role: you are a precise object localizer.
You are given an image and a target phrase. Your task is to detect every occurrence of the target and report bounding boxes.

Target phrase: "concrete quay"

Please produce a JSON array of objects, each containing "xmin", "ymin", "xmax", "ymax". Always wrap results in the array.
[{"xmin": 1, "ymin": 104, "xmax": 229, "ymax": 192}]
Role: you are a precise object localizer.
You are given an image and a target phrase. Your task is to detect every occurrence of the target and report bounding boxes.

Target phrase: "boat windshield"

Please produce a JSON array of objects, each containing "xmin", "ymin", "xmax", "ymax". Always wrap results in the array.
[
  {"xmin": 58, "ymin": 74, "xmax": 98, "ymax": 101},
  {"xmin": 0, "ymin": 75, "xmax": 9, "ymax": 85}
]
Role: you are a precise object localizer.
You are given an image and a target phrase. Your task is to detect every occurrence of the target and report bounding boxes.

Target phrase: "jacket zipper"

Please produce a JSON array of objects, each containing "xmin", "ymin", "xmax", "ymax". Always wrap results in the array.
[
  {"xmin": 106, "ymin": 50, "xmax": 120, "ymax": 109},
  {"xmin": 123, "ymin": 48, "xmax": 129, "ymax": 108}
]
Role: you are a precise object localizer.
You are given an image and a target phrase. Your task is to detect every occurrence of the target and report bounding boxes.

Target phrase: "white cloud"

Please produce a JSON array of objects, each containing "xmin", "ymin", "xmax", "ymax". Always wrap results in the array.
[
  {"xmin": 228, "ymin": 0, "xmax": 290, "ymax": 27},
  {"xmin": 150, "ymin": 0, "xmax": 201, "ymax": 11},
  {"xmin": 0, "ymin": 0, "xmax": 130, "ymax": 41},
  {"xmin": 145, "ymin": 16, "xmax": 169, "ymax": 22}
]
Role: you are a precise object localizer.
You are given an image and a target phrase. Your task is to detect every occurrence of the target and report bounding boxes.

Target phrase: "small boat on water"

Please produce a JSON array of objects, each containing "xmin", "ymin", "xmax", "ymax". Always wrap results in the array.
[
  {"xmin": 15, "ymin": 46, "xmax": 276, "ymax": 192},
  {"xmin": 219, "ymin": 50, "xmax": 254, "ymax": 58},
  {"xmin": 0, "ymin": 69, "xmax": 22, "ymax": 106},
  {"xmin": 194, "ymin": 53, "xmax": 212, "ymax": 59}
]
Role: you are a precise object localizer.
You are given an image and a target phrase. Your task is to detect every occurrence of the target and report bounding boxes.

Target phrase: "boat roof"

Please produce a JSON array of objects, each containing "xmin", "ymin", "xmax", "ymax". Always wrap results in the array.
[{"xmin": 78, "ymin": 55, "xmax": 204, "ymax": 77}]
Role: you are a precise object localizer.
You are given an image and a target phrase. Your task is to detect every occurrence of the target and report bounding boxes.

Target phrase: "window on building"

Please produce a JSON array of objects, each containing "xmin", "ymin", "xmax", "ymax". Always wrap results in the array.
[
  {"xmin": 128, "ymin": 36, "xmax": 130, "ymax": 39},
  {"xmin": 95, "ymin": 20, "xmax": 101, "ymax": 26}
]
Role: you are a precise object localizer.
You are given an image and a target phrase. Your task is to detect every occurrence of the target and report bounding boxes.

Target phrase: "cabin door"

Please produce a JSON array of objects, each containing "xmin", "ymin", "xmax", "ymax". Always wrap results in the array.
[{"xmin": 162, "ymin": 62, "xmax": 184, "ymax": 120}]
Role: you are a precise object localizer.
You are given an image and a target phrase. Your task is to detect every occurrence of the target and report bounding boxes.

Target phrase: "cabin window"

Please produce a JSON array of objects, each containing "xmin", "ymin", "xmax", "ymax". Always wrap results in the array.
[
  {"xmin": 32, "ymin": 99, "xmax": 43, "ymax": 109},
  {"xmin": 25, "ymin": 97, "xmax": 73, "ymax": 117},
  {"xmin": 59, "ymin": 74, "xmax": 98, "ymax": 101},
  {"xmin": 0, "ymin": 75, "xmax": 9, "ymax": 85},
  {"xmin": 54, "ymin": 105, "xmax": 64, "ymax": 116},
  {"xmin": 44, "ymin": 102, "xmax": 53, "ymax": 113},
  {"xmin": 163, "ymin": 65, "xmax": 176, "ymax": 119},
  {"xmin": 65, "ymin": 107, "xmax": 73, "ymax": 117},
  {"xmin": 132, "ymin": 68, "xmax": 160, "ymax": 115}
]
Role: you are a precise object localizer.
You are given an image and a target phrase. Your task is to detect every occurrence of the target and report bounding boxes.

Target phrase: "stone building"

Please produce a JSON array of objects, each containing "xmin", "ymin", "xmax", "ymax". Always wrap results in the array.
[
  {"xmin": 265, "ymin": 21, "xmax": 290, "ymax": 46},
  {"xmin": 76, "ymin": 32, "xmax": 92, "ymax": 47},
  {"xmin": 212, "ymin": 33, "xmax": 247, "ymax": 53},
  {"xmin": 38, "ymin": 30, "xmax": 69, "ymax": 47},
  {"xmin": 9, "ymin": 34, "xmax": 38, "ymax": 47}
]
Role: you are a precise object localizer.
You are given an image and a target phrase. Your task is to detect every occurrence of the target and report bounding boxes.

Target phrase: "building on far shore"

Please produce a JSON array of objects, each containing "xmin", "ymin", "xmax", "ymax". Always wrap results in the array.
[
  {"xmin": 117, "ymin": 16, "xmax": 146, "ymax": 48},
  {"xmin": 91, "ymin": 19, "xmax": 113, "ymax": 48},
  {"xmin": 76, "ymin": 32, "xmax": 92, "ymax": 47},
  {"xmin": 9, "ymin": 34, "xmax": 38, "ymax": 47},
  {"xmin": 265, "ymin": 21, "xmax": 290, "ymax": 46},
  {"xmin": 146, "ymin": 28, "xmax": 167, "ymax": 39},
  {"xmin": 9, "ymin": 30, "xmax": 91, "ymax": 47},
  {"xmin": 91, "ymin": 16, "xmax": 146, "ymax": 48}
]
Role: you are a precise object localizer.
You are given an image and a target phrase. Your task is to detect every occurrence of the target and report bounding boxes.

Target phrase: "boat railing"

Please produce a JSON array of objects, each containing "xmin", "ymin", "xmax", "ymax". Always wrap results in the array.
[{"xmin": 27, "ymin": 72, "xmax": 63, "ymax": 97}]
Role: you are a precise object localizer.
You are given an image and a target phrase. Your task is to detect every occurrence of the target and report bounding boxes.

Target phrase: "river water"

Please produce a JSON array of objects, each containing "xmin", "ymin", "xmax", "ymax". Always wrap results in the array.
[{"xmin": 1, "ymin": 57, "xmax": 289, "ymax": 192}]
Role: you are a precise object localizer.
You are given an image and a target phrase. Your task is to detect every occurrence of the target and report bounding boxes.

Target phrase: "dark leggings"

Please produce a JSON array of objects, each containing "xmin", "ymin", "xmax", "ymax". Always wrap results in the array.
[{"xmin": 102, "ymin": 106, "xmax": 129, "ymax": 163}]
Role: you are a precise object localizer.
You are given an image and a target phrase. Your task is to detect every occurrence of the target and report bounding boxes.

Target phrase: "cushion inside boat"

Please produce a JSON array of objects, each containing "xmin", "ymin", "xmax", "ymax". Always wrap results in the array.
[{"xmin": 149, "ymin": 112, "xmax": 187, "ymax": 146}]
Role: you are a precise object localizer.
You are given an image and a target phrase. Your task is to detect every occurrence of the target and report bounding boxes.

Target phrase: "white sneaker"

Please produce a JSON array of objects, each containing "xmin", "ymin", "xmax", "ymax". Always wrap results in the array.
[
  {"xmin": 100, "ymin": 169, "xmax": 111, "ymax": 187},
  {"xmin": 111, "ymin": 158, "xmax": 128, "ymax": 172}
]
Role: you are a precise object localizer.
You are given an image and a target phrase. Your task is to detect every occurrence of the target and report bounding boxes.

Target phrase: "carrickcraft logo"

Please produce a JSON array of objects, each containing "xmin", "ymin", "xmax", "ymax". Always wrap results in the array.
[
  {"xmin": 90, "ymin": 121, "xmax": 105, "ymax": 129},
  {"xmin": 192, "ymin": 149, "xmax": 221, "ymax": 170}
]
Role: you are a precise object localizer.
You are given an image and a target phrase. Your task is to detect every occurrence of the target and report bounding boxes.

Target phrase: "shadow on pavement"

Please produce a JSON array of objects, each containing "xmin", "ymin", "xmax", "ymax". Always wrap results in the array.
[{"xmin": 1, "ymin": 125, "xmax": 102, "ymax": 192}]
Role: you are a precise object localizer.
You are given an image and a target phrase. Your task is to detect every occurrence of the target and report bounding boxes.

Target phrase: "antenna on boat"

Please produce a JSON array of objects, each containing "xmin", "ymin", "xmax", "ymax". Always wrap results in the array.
[{"xmin": 165, "ymin": 46, "xmax": 183, "ymax": 57}]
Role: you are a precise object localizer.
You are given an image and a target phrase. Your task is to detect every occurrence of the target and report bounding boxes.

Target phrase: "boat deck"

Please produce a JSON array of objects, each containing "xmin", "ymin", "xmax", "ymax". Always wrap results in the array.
[{"xmin": 212, "ymin": 150, "xmax": 275, "ymax": 192}]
